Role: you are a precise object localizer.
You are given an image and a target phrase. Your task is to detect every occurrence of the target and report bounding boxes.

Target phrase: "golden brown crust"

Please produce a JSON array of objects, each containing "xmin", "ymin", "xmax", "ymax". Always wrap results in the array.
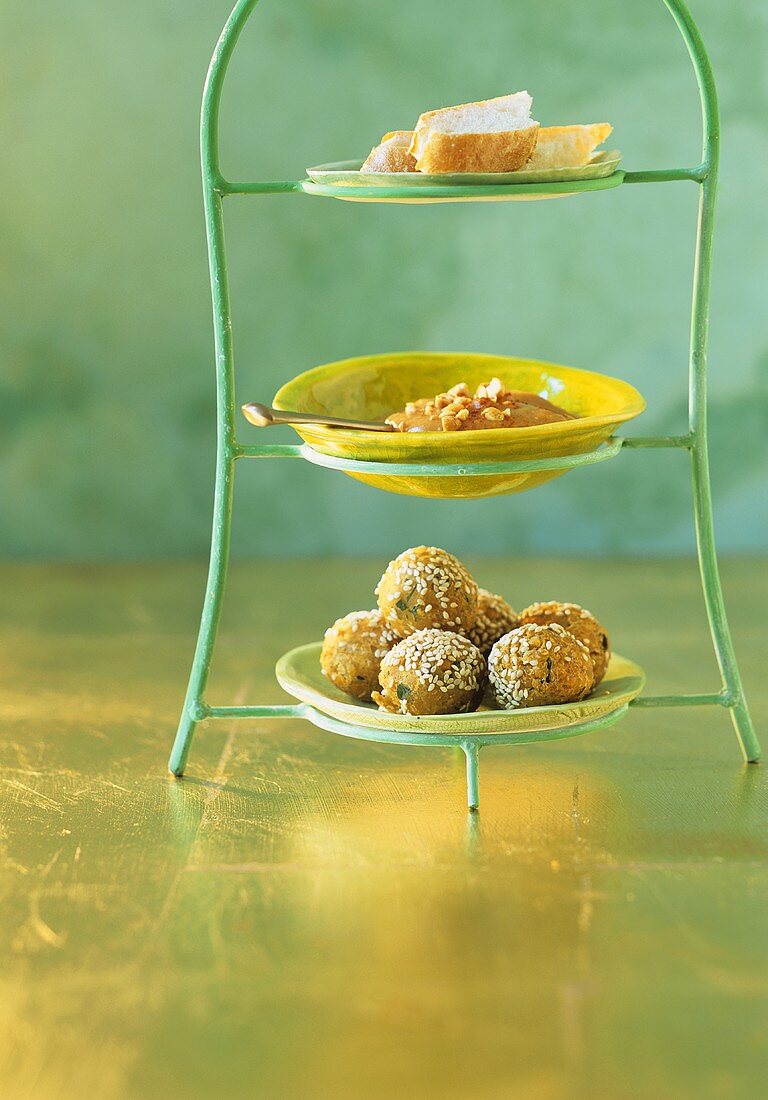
[
  {"xmin": 464, "ymin": 589, "xmax": 519, "ymax": 655},
  {"xmin": 526, "ymin": 124, "xmax": 612, "ymax": 170},
  {"xmin": 361, "ymin": 131, "xmax": 417, "ymax": 173},
  {"xmin": 518, "ymin": 601, "xmax": 611, "ymax": 687},
  {"xmin": 375, "ymin": 546, "xmax": 479, "ymax": 638},
  {"xmin": 488, "ymin": 623, "xmax": 594, "ymax": 709},
  {"xmin": 410, "ymin": 124, "xmax": 539, "ymax": 174},
  {"xmin": 320, "ymin": 610, "xmax": 398, "ymax": 700},
  {"xmin": 373, "ymin": 629, "xmax": 486, "ymax": 716}
]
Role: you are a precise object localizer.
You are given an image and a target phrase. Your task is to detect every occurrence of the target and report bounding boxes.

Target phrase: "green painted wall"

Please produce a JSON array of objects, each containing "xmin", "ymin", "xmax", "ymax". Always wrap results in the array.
[{"xmin": 1, "ymin": 0, "xmax": 766, "ymax": 559}]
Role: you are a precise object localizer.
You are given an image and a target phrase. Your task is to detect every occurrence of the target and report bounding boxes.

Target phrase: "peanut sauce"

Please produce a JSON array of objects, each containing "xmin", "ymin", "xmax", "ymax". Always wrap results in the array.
[{"xmin": 386, "ymin": 378, "xmax": 576, "ymax": 433}]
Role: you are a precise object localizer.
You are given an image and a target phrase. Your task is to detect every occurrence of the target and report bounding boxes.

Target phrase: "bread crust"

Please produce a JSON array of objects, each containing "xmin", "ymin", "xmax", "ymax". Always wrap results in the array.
[
  {"xmin": 361, "ymin": 130, "xmax": 417, "ymax": 173},
  {"xmin": 411, "ymin": 124, "xmax": 539, "ymax": 174},
  {"xmin": 526, "ymin": 123, "xmax": 612, "ymax": 169}
]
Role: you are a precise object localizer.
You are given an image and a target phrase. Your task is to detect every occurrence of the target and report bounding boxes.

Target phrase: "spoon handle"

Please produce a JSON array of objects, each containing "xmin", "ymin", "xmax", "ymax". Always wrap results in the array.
[{"xmin": 242, "ymin": 402, "xmax": 394, "ymax": 432}]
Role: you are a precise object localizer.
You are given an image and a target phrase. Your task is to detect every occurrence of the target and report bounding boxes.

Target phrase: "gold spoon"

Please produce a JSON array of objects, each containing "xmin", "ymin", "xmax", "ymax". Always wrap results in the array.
[{"xmin": 242, "ymin": 402, "xmax": 394, "ymax": 432}]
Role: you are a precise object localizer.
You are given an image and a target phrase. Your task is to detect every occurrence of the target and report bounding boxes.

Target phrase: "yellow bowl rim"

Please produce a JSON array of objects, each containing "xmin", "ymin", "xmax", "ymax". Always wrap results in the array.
[{"xmin": 273, "ymin": 351, "xmax": 646, "ymax": 443}]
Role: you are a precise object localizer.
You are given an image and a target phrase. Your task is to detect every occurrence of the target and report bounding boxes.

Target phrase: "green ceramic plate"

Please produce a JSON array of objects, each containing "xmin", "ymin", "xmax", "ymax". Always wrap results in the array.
[
  {"xmin": 305, "ymin": 150, "xmax": 622, "ymax": 187},
  {"xmin": 276, "ymin": 642, "xmax": 645, "ymax": 737}
]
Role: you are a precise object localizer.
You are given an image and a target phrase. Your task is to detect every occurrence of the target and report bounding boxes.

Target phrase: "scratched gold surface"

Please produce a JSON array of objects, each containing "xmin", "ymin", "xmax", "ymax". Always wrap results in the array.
[{"xmin": 1, "ymin": 559, "xmax": 767, "ymax": 1099}]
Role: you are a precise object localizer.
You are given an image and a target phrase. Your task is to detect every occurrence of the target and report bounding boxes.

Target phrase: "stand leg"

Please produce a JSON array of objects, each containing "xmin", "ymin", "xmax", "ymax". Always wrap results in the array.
[
  {"xmin": 691, "ymin": 443, "xmax": 760, "ymax": 762},
  {"xmin": 168, "ymin": 452, "xmax": 235, "ymax": 776},
  {"xmin": 462, "ymin": 743, "xmax": 480, "ymax": 811},
  {"xmin": 169, "ymin": 180, "xmax": 238, "ymax": 777},
  {"xmin": 689, "ymin": 177, "xmax": 760, "ymax": 763}
]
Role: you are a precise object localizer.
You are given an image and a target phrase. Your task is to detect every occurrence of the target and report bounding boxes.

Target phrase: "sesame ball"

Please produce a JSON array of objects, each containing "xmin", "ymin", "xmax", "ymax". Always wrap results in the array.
[
  {"xmin": 372, "ymin": 628, "xmax": 486, "ymax": 716},
  {"xmin": 375, "ymin": 546, "xmax": 478, "ymax": 638},
  {"xmin": 464, "ymin": 588, "xmax": 519, "ymax": 655},
  {"xmin": 488, "ymin": 623, "xmax": 593, "ymax": 710},
  {"xmin": 320, "ymin": 610, "xmax": 399, "ymax": 701},
  {"xmin": 518, "ymin": 601, "xmax": 611, "ymax": 687}
]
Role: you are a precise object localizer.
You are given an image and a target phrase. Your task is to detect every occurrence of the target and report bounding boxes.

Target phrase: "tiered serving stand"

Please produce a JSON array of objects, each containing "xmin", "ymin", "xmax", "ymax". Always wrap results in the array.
[{"xmin": 169, "ymin": 0, "xmax": 760, "ymax": 808}]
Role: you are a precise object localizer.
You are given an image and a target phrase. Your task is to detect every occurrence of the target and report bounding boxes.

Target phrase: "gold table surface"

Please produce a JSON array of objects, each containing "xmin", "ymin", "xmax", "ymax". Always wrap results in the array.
[{"xmin": 1, "ymin": 559, "xmax": 767, "ymax": 1099}]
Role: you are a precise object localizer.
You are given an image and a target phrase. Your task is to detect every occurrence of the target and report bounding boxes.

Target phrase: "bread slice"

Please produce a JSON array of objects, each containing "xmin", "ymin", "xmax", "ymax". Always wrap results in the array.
[
  {"xmin": 409, "ymin": 92, "xmax": 539, "ymax": 174},
  {"xmin": 525, "ymin": 123, "xmax": 613, "ymax": 170},
  {"xmin": 361, "ymin": 131, "xmax": 417, "ymax": 173}
]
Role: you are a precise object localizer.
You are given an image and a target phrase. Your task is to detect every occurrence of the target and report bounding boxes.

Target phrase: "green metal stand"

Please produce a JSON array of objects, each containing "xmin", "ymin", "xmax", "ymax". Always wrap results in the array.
[{"xmin": 168, "ymin": 0, "xmax": 760, "ymax": 806}]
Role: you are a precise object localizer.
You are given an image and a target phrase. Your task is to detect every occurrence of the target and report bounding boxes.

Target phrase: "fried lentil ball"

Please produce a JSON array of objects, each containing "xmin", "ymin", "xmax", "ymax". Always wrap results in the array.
[
  {"xmin": 518, "ymin": 601, "xmax": 611, "ymax": 687},
  {"xmin": 320, "ymin": 610, "xmax": 399, "ymax": 701},
  {"xmin": 375, "ymin": 546, "xmax": 478, "ymax": 638},
  {"xmin": 372, "ymin": 629, "xmax": 486, "ymax": 716},
  {"xmin": 464, "ymin": 588, "xmax": 519, "ymax": 655},
  {"xmin": 488, "ymin": 623, "xmax": 593, "ymax": 710}
]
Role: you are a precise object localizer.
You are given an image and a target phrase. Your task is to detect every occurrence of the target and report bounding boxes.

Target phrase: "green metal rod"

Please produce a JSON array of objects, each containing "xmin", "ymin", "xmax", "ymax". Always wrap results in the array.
[
  {"xmin": 201, "ymin": 695, "xmax": 732, "ymax": 718},
  {"xmin": 631, "ymin": 693, "xmax": 729, "ymax": 708},
  {"xmin": 217, "ymin": 166, "xmax": 704, "ymax": 194},
  {"xmin": 660, "ymin": 0, "xmax": 759, "ymax": 761},
  {"xmin": 235, "ymin": 444, "xmax": 304, "ymax": 459},
  {"xmin": 623, "ymin": 167, "xmax": 706, "ymax": 184},
  {"xmin": 688, "ymin": 177, "xmax": 760, "ymax": 761},
  {"xmin": 203, "ymin": 704, "xmax": 307, "ymax": 719},
  {"xmin": 462, "ymin": 743, "xmax": 480, "ymax": 811},
  {"xmin": 169, "ymin": 190, "xmax": 237, "ymax": 778},
  {"xmin": 622, "ymin": 434, "xmax": 692, "ymax": 449},
  {"xmin": 199, "ymin": 0, "xmax": 261, "ymax": 195},
  {"xmin": 222, "ymin": 180, "xmax": 303, "ymax": 195},
  {"xmin": 235, "ymin": 436, "xmax": 691, "ymax": 464},
  {"xmin": 661, "ymin": 0, "xmax": 716, "ymax": 175},
  {"xmin": 168, "ymin": 1, "xmax": 260, "ymax": 777}
]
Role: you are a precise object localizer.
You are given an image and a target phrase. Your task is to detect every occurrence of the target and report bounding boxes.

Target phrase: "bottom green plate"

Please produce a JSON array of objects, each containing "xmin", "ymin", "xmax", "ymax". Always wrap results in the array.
[{"xmin": 276, "ymin": 642, "xmax": 645, "ymax": 737}]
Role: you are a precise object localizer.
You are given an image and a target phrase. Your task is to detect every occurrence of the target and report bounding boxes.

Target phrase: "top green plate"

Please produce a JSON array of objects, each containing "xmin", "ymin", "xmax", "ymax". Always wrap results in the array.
[{"xmin": 305, "ymin": 150, "xmax": 622, "ymax": 188}]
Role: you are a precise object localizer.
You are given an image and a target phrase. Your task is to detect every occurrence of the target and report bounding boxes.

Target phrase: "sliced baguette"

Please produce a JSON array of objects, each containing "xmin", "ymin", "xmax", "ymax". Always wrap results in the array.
[
  {"xmin": 361, "ymin": 130, "xmax": 417, "ymax": 173},
  {"xmin": 409, "ymin": 92, "xmax": 539, "ymax": 174},
  {"xmin": 525, "ymin": 123, "xmax": 613, "ymax": 170}
]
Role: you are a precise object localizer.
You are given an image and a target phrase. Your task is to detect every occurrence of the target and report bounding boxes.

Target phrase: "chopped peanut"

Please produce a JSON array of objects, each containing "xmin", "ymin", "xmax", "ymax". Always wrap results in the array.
[
  {"xmin": 385, "ymin": 378, "xmax": 576, "ymax": 433},
  {"xmin": 441, "ymin": 415, "xmax": 462, "ymax": 431}
]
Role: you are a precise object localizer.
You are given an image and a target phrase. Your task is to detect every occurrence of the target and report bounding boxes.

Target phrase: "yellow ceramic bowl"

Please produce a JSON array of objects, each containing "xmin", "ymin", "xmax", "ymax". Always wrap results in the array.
[{"xmin": 273, "ymin": 352, "xmax": 645, "ymax": 499}]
